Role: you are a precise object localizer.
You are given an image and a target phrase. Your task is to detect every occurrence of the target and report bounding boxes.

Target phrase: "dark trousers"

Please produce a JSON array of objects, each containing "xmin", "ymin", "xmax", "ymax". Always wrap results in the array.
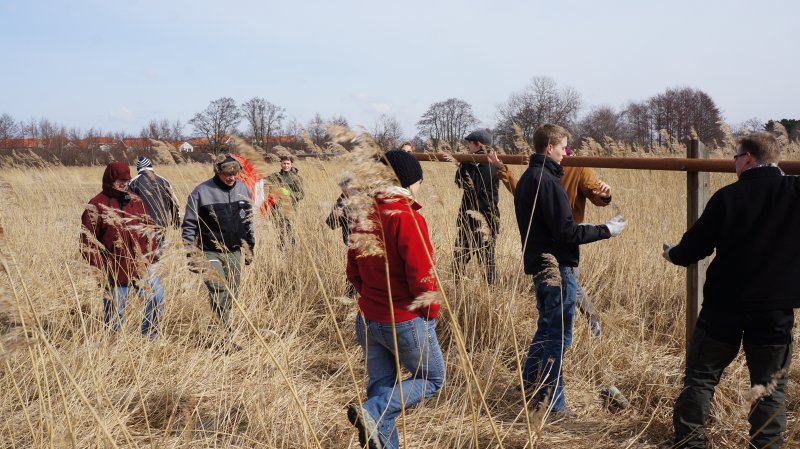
[
  {"xmin": 674, "ymin": 309, "xmax": 793, "ymax": 449},
  {"xmin": 453, "ymin": 224, "xmax": 496, "ymax": 284}
]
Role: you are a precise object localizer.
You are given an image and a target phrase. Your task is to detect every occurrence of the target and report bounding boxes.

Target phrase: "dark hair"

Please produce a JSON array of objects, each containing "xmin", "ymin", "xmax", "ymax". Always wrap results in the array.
[
  {"xmin": 279, "ymin": 155, "xmax": 294, "ymax": 162},
  {"xmin": 738, "ymin": 132, "xmax": 780, "ymax": 164}
]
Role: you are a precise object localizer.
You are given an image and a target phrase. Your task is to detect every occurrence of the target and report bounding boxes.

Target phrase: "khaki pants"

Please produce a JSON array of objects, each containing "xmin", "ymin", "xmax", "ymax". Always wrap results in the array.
[{"xmin": 203, "ymin": 249, "xmax": 241, "ymax": 329}]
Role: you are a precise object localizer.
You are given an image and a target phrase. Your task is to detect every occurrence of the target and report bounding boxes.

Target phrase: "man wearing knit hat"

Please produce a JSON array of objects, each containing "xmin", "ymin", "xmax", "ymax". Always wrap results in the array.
[
  {"xmin": 182, "ymin": 154, "xmax": 255, "ymax": 344},
  {"xmin": 346, "ymin": 150, "xmax": 445, "ymax": 449},
  {"xmin": 453, "ymin": 129, "xmax": 500, "ymax": 284},
  {"xmin": 80, "ymin": 162, "xmax": 164, "ymax": 337},
  {"xmin": 129, "ymin": 156, "xmax": 180, "ymax": 245}
]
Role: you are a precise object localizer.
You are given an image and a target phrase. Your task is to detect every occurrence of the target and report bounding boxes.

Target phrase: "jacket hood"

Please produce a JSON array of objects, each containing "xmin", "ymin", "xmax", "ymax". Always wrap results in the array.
[{"xmin": 102, "ymin": 162, "xmax": 132, "ymax": 196}]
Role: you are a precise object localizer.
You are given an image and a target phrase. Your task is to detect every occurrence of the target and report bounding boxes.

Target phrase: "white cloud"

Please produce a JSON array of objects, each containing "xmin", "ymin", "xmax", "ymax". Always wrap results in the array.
[
  {"xmin": 350, "ymin": 93, "xmax": 391, "ymax": 115},
  {"xmin": 109, "ymin": 107, "xmax": 135, "ymax": 122}
]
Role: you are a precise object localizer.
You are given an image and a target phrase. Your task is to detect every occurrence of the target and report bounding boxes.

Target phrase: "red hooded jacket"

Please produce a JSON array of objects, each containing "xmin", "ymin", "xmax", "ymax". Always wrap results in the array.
[
  {"xmin": 346, "ymin": 192, "xmax": 439, "ymax": 323},
  {"xmin": 80, "ymin": 162, "xmax": 158, "ymax": 285}
]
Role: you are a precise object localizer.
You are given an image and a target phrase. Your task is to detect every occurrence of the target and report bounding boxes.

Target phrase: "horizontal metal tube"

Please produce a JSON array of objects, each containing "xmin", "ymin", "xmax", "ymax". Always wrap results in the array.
[{"xmin": 412, "ymin": 152, "xmax": 800, "ymax": 175}]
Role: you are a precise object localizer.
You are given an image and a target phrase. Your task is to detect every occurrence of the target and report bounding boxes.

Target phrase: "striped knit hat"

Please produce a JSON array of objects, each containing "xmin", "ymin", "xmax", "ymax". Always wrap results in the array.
[{"xmin": 136, "ymin": 156, "xmax": 153, "ymax": 171}]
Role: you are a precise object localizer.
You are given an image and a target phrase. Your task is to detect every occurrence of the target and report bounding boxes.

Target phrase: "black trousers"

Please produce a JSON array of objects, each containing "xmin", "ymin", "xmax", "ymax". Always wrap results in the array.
[
  {"xmin": 673, "ymin": 308, "xmax": 793, "ymax": 449},
  {"xmin": 453, "ymin": 223, "xmax": 497, "ymax": 284}
]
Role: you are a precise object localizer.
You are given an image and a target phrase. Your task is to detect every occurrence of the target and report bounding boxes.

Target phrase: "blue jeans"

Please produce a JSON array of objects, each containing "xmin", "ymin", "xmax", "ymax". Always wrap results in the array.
[
  {"xmin": 522, "ymin": 265, "xmax": 577, "ymax": 411},
  {"xmin": 103, "ymin": 265, "xmax": 164, "ymax": 337},
  {"xmin": 355, "ymin": 316, "xmax": 446, "ymax": 449}
]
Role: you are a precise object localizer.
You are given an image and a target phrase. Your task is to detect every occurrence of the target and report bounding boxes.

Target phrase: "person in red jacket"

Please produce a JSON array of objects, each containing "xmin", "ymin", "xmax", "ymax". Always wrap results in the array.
[
  {"xmin": 80, "ymin": 162, "xmax": 163, "ymax": 337},
  {"xmin": 346, "ymin": 150, "xmax": 445, "ymax": 449}
]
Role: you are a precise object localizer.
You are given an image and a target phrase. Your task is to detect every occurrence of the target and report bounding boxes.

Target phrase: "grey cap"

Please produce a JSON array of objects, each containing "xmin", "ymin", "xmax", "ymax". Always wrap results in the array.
[{"xmin": 464, "ymin": 130, "xmax": 492, "ymax": 146}]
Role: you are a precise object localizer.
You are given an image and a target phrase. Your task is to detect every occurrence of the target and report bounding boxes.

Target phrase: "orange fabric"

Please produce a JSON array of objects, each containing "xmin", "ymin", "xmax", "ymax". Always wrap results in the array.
[
  {"xmin": 499, "ymin": 165, "xmax": 609, "ymax": 223},
  {"xmin": 561, "ymin": 166, "xmax": 607, "ymax": 224}
]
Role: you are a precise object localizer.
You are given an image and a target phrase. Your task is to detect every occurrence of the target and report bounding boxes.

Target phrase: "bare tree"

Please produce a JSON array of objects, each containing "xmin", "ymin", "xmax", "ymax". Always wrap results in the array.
[
  {"xmin": 621, "ymin": 101, "xmax": 654, "ymax": 146},
  {"xmin": 738, "ymin": 117, "xmax": 763, "ymax": 134},
  {"xmin": 649, "ymin": 87, "xmax": 724, "ymax": 144},
  {"xmin": 0, "ymin": 113, "xmax": 19, "ymax": 139},
  {"xmin": 495, "ymin": 76, "xmax": 582, "ymax": 151},
  {"xmin": 171, "ymin": 119, "xmax": 184, "ymax": 140},
  {"xmin": 189, "ymin": 97, "xmax": 241, "ymax": 154},
  {"xmin": 575, "ymin": 105, "xmax": 626, "ymax": 143},
  {"xmin": 371, "ymin": 114, "xmax": 404, "ymax": 150},
  {"xmin": 240, "ymin": 97, "xmax": 285, "ymax": 147},
  {"xmin": 330, "ymin": 115, "xmax": 349, "ymax": 128},
  {"xmin": 416, "ymin": 98, "xmax": 479, "ymax": 150},
  {"xmin": 140, "ymin": 119, "xmax": 173, "ymax": 140},
  {"xmin": 306, "ymin": 113, "xmax": 327, "ymax": 148}
]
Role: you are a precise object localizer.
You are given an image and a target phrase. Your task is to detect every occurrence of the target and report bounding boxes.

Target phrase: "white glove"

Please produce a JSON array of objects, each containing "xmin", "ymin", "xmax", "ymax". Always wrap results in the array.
[
  {"xmin": 604, "ymin": 213, "xmax": 628, "ymax": 237},
  {"xmin": 662, "ymin": 242, "xmax": 676, "ymax": 263}
]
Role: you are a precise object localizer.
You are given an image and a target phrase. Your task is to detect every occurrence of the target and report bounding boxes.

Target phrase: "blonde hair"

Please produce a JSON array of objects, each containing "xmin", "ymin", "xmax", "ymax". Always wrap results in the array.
[
  {"xmin": 738, "ymin": 132, "xmax": 781, "ymax": 164},
  {"xmin": 532, "ymin": 124, "xmax": 571, "ymax": 154}
]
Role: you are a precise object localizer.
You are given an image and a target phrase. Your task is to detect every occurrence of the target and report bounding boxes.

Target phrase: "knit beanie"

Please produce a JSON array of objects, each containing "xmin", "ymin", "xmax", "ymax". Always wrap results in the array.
[
  {"xmin": 136, "ymin": 155, "xmax": 153, "ymax": 171},
  {"xmin": 464, "ymin": 129, "xmax": 492, "ymax": 146},
  {"xmin": 382, "ymin": 150, "xmax": 423, "ymax": 188}
]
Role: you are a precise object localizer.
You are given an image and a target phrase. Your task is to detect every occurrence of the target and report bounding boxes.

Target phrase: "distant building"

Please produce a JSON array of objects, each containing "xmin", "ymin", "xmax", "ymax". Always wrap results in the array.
[
  {"xmin": 0, "ymin": 139, "xmax": 41, "ymax": 150},
  {"xmin": 178, "ymin": 141, "xmax": 194, "ymax": 153}
]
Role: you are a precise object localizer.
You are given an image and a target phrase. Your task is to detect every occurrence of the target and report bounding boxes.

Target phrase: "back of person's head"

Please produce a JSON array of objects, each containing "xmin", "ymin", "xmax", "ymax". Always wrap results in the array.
[
  {"xmin": 532, "ymin": 124, "xmax": 571, "ymax": 154},
  {"xmin": 136, "ymin": 155, "xmax": 153, "ymax": 171},
  {"xmin": 381, "ymin": 150, "xmax": 423, "ymax": 188},
  {"xmin": 738, "ymin": 132, "xmax": 781, "ymax": 164},
  {"xmin": 214, "ymin": 153, "xmax": 243, "ymax": 175}
]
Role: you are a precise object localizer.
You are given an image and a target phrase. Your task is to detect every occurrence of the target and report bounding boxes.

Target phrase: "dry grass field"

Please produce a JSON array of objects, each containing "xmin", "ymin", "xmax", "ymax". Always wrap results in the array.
[{"xmin": 1, "ymin": 139, "xmax": 799, "ymax": 448}]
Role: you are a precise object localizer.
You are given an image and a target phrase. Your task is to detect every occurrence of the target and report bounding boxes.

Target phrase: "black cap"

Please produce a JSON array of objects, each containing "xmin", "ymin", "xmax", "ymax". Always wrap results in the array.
[
  {"xmin": 465, "ymin": 130, "xmax": 492, "ymax": 146},
  {"xmin": 382, "ymin": 150, "xmax": 423, "ymax": 188}
]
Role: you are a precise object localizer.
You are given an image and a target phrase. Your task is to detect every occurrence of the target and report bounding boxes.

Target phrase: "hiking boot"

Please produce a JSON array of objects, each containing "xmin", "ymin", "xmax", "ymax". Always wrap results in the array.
[
  {"xmin": 346, "ymin": 404, "xmax": 382, "ymax": 449},
  {"xmin": 599, "ymin": 385, "xmax": 630, "ymax": 410},
  {"xmin": 548, "ymin": 406, "xmax": 577, "ymax": 423}
]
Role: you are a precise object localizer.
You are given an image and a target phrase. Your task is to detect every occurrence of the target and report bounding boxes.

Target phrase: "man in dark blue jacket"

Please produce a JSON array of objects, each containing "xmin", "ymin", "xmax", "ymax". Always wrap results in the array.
[
  {"xmin": 664, "ymin": 132, "xmax": 799, "ymax": 449},
  {"xmin": 514, "ymin": 124, "xmax": 626, "ymax": 417},
  {"xmin": 129, "ymin": 156, "xmax": 180, "ymax": 245},
  {"xmin": 453, "ymin": 129, "xmax": 500, "ymax": 284}
]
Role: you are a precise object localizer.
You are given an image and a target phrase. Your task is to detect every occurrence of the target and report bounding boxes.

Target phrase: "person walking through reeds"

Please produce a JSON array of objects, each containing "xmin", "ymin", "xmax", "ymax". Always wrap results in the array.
[
  {"xmin": 346, "ymin": 150, "xmax": 445, "ymax": 449},
  {"xmin": 129, "ymin": 156, "xmax": 180, "ymax": 246},
  {"xmin": 181, "ymin": 154, "xmax": 255, "ymax": 346},
  {"xmin": 453, "ymin": 129, "xmax": 500, "ymax": 284},
  {"xmin": 80, "ymin": 161, "xmax": 164, "ymax": 337},
  {"xmin": 514, "ymin": 124, "xmax": 627, "ymax": 418},
  {"xmin": 266, "ymin": 155, "xmax": 304, "ymax": 249}
]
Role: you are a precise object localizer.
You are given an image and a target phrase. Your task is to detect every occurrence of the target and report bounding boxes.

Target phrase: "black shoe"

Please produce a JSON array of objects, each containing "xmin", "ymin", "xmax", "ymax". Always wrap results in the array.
[{"xmin": 346, "ymin": 404, "xmax": 382, "ymax": 449}]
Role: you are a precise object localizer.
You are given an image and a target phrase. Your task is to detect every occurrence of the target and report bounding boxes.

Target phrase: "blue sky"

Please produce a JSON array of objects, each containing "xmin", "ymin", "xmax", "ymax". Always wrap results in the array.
[{"xmin": 1, "ymin": 0, "xmax": 797, "ymax": 138}]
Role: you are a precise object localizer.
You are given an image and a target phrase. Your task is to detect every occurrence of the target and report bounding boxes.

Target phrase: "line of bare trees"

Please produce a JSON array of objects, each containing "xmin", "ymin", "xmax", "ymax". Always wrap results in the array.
[{"xmin": 3, "ymin": 78, "xmax": 797, "ymax": 166}]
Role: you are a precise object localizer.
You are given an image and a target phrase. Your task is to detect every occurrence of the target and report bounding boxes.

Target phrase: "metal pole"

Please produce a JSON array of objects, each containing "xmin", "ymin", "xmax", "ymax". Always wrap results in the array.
[{"xmin": 412, "ymin": 152, "xmax": 800, "ymax": 175}]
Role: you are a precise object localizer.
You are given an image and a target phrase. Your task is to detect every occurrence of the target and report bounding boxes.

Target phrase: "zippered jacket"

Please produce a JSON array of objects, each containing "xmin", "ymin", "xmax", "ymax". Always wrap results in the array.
[
  {"xmin": 347, "ymin": 190, "xmax": 439, "ymax": 322},
  {"xmin": 182, "ymin": 176, "xmax": 255, "ymax": 252}
]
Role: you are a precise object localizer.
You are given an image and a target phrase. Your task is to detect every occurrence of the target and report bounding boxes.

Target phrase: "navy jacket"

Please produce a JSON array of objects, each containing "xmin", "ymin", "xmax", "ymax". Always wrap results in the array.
[
  {"xmin": 669, "ymin": 166, "xmax": 800, "ymax": 311},
  {"xmin": 514, "ymin": 154, "xmax": 611, "ymax": 274}
]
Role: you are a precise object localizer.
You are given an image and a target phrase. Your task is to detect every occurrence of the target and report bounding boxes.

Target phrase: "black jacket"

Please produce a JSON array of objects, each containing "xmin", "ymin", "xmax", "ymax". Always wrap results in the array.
[
  {"xmin": 669, "ymin": 166, "xmax": 800, "ymax": 311},
  {"xmin": 182, "ymin": 176, "xmax": 255, "ymax": 252},
  {"xmin": 514, "ymin": 154, "xmax": 611, "ymax": 274},
  {"xmin": 455, "ymin": 150, "xmax": 500, "ymax": 234},
  {"xmin": 325, "ymin": 194, "xmax": 352, "ymax": 246}
]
